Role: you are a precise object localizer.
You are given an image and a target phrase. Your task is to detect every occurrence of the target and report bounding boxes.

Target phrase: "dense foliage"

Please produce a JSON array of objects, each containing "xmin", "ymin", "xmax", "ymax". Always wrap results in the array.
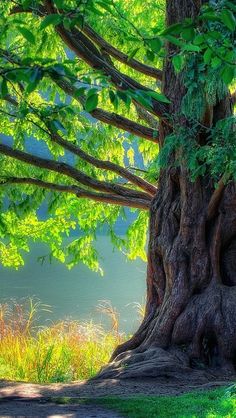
[{"xmin": 0, "ymin": 0, "xmax": 235, "ymax": 270}]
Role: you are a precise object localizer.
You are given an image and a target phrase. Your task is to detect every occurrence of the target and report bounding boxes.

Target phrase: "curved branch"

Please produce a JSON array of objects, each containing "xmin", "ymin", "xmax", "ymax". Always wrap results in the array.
[
  {"xmin": 46, "ymin": 125, "xmax": 157, "ymax": 196},
  {"xmin": 11, "ymin": 1, "xmax": 169, "ymax": 118},
  {"xmin": 83, "ymin": 24, "xmax": 163, "ymax": 80},
  {"xmin": 1, "ymin": 177, "xmax": 150, "ymax": 209},
  {"xmin": 207, "ymin": 178, "xmax": 225, "ymax": 220},
  {"xmin": 10, "ymin": 4, "xmax": 162, "ymax": 80},
  {"xmin": 44, "ymin": 0, "xmax": 169, "ymax": 120},
  {"xmin": 53, "ymin": 78, "xmax": 159, "ymax": 141},
  {"xmin": 0, "ymin": 47, "xmax": 159, "ymax": 142},
  {"xmin": 0, "ymin": 143, "xmax": 151, "ymax": 201},
  {"xmin": 92, "ymin": 108, "xmax": 158, "ymax": 141},
  {"xmin": 2, "ymin": 93, "xmax": 157, "ymax": 196}
]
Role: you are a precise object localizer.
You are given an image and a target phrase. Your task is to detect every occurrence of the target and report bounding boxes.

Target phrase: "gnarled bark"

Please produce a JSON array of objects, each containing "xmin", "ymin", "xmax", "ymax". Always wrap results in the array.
[{"xmin": 97, "ymin": 0, "xmax": 236, "ymax": 381}]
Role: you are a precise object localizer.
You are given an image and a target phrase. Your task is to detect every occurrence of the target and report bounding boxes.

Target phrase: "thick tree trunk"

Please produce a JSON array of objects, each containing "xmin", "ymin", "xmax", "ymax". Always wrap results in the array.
[{"xmin": 98, "ymin": 0, "xmax": 236, "ymax": 380}]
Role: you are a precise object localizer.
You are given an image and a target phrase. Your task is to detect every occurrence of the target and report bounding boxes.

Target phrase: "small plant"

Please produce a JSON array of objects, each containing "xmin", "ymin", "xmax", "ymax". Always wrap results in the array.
[{"xmin": 96, "ymin": 300, "xmax": 120, "ymax": 336}]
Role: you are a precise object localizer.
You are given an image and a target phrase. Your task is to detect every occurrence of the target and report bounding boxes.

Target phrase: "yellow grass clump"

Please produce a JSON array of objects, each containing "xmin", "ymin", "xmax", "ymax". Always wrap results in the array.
[{"xmin": 0, "ymin": 299, "xmax": 125, "ymax": 383}]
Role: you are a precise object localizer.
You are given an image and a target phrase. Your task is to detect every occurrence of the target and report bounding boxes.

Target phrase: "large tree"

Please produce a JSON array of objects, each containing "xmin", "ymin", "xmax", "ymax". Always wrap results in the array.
[{"xmin": 0, "ymin": 0, "xmax": 235, "ymax": 379}]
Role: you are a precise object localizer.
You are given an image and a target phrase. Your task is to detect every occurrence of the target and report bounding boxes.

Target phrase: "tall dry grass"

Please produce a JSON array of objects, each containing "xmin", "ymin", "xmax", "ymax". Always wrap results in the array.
[{"xmin": 0, "ymin": 299, "xmax": 126, "ymax": 383}]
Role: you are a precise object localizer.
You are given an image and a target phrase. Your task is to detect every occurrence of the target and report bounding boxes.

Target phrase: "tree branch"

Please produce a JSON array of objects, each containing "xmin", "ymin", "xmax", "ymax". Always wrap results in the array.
[
  {"xmin": 3, "ymin": 93, "xmax": 157, "ymax": 196},
  {"xmin": 43, "ymin": 0, "xmax": 169, "ymax": 120},
  {"xmin": 134, "ymin": 102, "xmax": 159, "ymax": 129},
  {"xmin": 45, "ymin": 124, "xmax": 157, "ymax": 196},
  {"xmin": 83, "ymin": 24, "xmax": 163, "ymax": 80},
  {"xmin": 207, "ymin": 178, "xmax": 225, "ymax": 220},
  {"xmin": 53, "ymin": 78, "xmax": 159, "ymax": 141},
  {"xmin": 11, "ymin": 1, "xmax": 169, "ymax": 119},
  {"xmin": 0, "ymin": 46, "xmax": 159, "ymax": 142},
  {"xmin": 0, "ymin": 143, "xmax": 151, "ymax": 201},
  {"xmin": 1, "ymin": 176, "xmax": 150, "ymax": 209}
]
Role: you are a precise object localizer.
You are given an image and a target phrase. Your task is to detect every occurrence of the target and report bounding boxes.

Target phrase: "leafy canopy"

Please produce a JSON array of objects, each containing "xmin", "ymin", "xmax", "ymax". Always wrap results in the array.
[{"xmin": 0, "ymin": 0, "xmax": 235, "ymax": 270}]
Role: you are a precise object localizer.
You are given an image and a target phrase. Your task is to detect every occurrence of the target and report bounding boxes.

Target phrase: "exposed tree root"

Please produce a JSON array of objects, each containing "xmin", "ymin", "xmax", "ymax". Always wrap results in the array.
[
  {"xmin": 97, "ymin": 345, "xmax": 235, "ymax": 381},
  {"xmin": 97, "ymin": 285, "xmax": 236, "ymax": 381}
]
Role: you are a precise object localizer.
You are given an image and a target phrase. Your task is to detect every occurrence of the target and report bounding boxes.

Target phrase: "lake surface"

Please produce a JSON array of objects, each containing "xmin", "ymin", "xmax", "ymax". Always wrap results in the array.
[{"xmin": 0, "ymin": 236, "xmax": 146, "ymax": 333}]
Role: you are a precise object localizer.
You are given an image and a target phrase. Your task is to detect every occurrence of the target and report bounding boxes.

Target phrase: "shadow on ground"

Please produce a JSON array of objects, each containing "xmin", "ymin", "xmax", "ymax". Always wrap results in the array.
[{"xmin": 0, "ymin": 376, "xmax": 234, "ymax": 417}]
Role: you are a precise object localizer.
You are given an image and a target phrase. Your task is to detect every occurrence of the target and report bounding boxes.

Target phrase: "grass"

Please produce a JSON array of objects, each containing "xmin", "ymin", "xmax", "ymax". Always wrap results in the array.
[
  {"xmin": 92, "ymin": 387, "xmax": 236, "ymax": 417},
  {"xmin": 0, "ymin": 299, "xmax": 125, "ymax": 383},
  {"xmin": 0, "ymin": 299, "xmax": 235, "ymax": 418},
  {"xmin": 38, "ymin": 387, "xmax": 236, "ymax": 418}
]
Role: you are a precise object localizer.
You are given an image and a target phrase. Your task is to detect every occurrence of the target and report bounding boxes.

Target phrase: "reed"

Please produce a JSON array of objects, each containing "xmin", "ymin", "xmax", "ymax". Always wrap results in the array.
[{"xmin": 0, "ymin": 299, "xmax": 125, "ymax": 383}]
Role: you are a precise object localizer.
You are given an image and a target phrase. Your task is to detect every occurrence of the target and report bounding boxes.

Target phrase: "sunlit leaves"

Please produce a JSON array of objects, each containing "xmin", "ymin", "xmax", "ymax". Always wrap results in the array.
[
  {"xmin": 0, "ymin": 0, "xmax": 234, "ymax": 273},
  {"xmin": 125, "ymin": 211, "xmax": 148, "ymax": 261}
]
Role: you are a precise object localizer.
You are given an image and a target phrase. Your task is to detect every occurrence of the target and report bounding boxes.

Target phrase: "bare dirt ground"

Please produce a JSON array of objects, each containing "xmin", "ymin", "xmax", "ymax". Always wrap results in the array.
[{"xmin": 0, "ymin": 377, "xmax": 233, "ymax": 418}]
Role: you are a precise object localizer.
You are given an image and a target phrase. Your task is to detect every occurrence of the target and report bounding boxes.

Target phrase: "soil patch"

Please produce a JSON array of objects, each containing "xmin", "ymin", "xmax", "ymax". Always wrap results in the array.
[{"xmin": 0, "ymin": 377, "xmax": 233, "ymax": 417}]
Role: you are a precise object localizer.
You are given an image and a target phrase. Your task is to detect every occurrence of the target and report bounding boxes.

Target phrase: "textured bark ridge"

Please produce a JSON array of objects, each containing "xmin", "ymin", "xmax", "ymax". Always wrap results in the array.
[
  {"xmin": 97, "ymin": 177, "xmax": 236, "ymax": 380},
  {"xmin": 97, "ymin": 0, "xmax": 236, "ymax": 381}
]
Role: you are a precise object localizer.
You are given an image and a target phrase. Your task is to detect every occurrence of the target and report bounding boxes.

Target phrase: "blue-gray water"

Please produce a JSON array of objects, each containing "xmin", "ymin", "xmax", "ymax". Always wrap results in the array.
[{"xmin": 0, "ymin": 236, "xmax": 146, "ymax": 333}]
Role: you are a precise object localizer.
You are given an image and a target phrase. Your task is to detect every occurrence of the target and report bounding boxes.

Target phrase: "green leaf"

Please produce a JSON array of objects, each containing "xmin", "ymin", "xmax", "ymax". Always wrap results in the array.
[
  {"xmin": 193, "ymin": 34, "xmax": 205, "ymax": 45},
  {"xmin": 109, "ymin": 90, "xmax": 118, "ymax": 110},
  {"xmin": 54, "ymin": 0, "xmax": 64, "ymax": 7},
  {"xmin": 85, "ymin": 93, "xmax": 98, "ymax": 112},
  {"xmin": 183, "ymin": 44, "xmax": 200, "ymax": 52},
  {"xmin": 74, "ymin": 87, "xmax": 87, "ymax": 98},
  {"xmin": 211, "ymin": 56, "xmax": 222, "ymax": 69},
  {"xmin": 145, "ymin": 50, "xmax": 155, "ymax": 62},
  {"xmin": 40, "ymin": 14, "xmax": 62, "ymax": 30},
  {"xmin": 221, "ymin": 65, "xmax": 235, "ymax": 84},
  {"xmin": 200, "ymin": 12, "xmax": 221, "ymax": 22},
  {"xmin": 22, "ymin": 0, "xmax": 33, "ymax": 10},
  {"xmin": 144, "ymin": 90, "xmax": 171, "ymax": 104},
  {"xmin": 63, "ymin": 17, "xmax": 72, "ymax": 31},
  {"xmin": 203, "ymin": 48, "xmax": 212, "ymax": 65},
  {"xmin": 206, "ymin": 31, "xmax": 222, "ymax": 40},
  {"xmin": 96, "ymin": 0, "xmax": 113, "ymax": 13},
  {"xmin": 164, "ymin": 35, "xmax": 183, "ymax": 47},
  {"xmin": 26, "ymin": 68, "xmax": 43, "ymax": 93},
  {"xmin": 131, "ymin": 91, "xmax": 152, "ymax": 110},
  {"xmin": 127, "ymin": 47, "xmax": 140, "ymax": 61},
  {"xmin": 161, "ymin": 23, "xmax": 183, "ymax": 36},
  {"xmin": 17, "ymin": 26, "xmax": 35, "ymax": 44},
  {"xmin": 117, "ymin": 91, "xmax": 131, "ymax": 109},
  {"xmin": 146, "ymin": 37, "xmax": 162, "ymax": 54},
  {"xmin": 69, "ymin": 15, "xmax": 84, "ymax": 29},
  {"xmin": 181, "ymin": 27, "xmax": 195, "ymax": 41},
  {"xmin": 109, "ymin": 90, "xmax": 116, "ymax": 104},
  {"xmin": 0, "ymin": 78, "xmax": 8, "ymax": 98},
  {"xmin": 172, "ymin": 54, "xmax": 185, "ymax": 73},
  {"xmin": 220, "ymin": 9, "xmax": 236, "ymax": 31},
  {"xmin": 87, "ymin": 87, "xmax": 99, "ymax": 98},
  {"xmin": 225, "ymin": 1, "xmax": 236, "ymax": 13},
  {"xmin": 224, "ymin": 50, "xmax": 235, "ymax": 63}
]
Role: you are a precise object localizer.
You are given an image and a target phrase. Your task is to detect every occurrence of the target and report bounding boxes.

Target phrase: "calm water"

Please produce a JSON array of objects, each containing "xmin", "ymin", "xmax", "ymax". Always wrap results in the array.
[{"xmin": 0, "ymin": 236, "xmax": 146, "ymax": 333}]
